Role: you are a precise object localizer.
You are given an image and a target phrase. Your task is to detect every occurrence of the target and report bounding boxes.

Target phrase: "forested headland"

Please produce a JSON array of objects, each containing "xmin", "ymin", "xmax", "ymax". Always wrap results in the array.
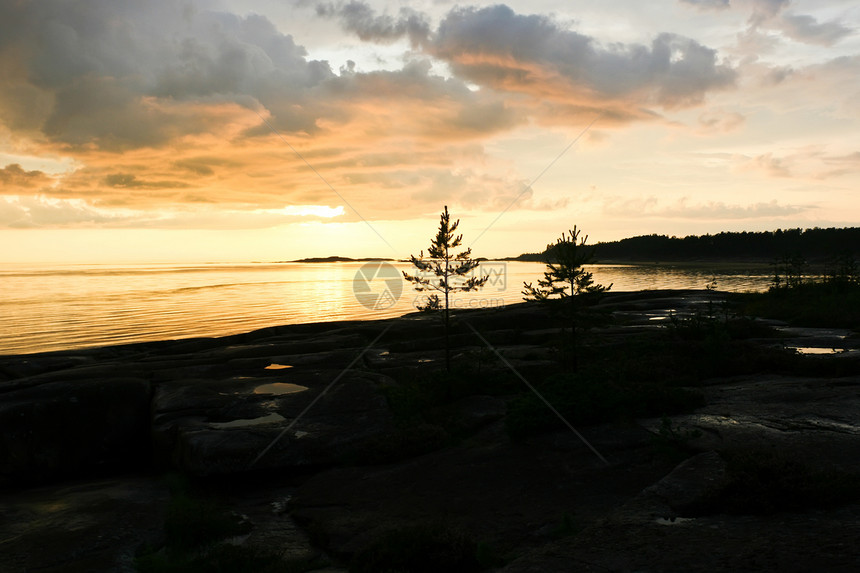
[{"xmin": 511, "ymin": 227, "xmax": 860, "ymax": 263}]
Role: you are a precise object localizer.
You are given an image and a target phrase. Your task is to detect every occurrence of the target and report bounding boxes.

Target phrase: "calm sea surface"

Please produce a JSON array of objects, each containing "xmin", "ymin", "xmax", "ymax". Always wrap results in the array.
[{"xmin": 0, "ymin": 261, "xmax": 774, "ymax": 356}]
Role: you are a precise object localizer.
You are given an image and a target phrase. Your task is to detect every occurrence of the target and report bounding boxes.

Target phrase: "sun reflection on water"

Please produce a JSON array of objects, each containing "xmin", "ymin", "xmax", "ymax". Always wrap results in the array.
[{"xmin": 0, "ymin": 261, "xmax": 775, "ymax": 355}]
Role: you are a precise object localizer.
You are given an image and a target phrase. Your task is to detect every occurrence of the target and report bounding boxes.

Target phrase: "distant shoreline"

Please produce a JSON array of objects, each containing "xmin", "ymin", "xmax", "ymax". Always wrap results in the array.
[
  {"xmin": 284, "ymin": 256, "xmax": 399, "ymax": 263},
  {"xmin": 285, "ymin": 225, "xmax": 860, "ymax": 265},
  {"xmin": 285, "ymin": 256, "xmax": 778, "ymax": 267}
]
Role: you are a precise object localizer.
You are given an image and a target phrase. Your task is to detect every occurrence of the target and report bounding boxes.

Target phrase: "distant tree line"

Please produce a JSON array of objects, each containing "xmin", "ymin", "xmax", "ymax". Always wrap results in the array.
[{"xmin": 513, "ymin": 227, "xmax": 860, "ymax": 263}]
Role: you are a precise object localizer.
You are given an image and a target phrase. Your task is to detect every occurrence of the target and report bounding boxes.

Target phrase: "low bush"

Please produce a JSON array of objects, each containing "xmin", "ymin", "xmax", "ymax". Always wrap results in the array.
[
  {"xmin": 685, "ymin": 450, "xmax": 860, "ymax": 516},
  {"xmin": 737, "ymin": 282, "xmax": 860, "ymax": 329},
  {"xmin": 505, "ymin": 371, "xmax": 704, "ymax": 439}
]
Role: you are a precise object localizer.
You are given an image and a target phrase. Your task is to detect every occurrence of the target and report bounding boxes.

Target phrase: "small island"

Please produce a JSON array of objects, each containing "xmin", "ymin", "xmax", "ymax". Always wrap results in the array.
[{"xmin": 286, "ymin": 256, "xmax": 398, "ymax": 263}]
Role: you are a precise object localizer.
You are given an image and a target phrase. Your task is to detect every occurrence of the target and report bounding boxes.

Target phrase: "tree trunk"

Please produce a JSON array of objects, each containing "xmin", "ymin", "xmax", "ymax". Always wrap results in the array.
[
  {"xmin": 569, "ymin": 284, "xmax": 578, "ymax": 372},
  {"xmin": 444, "ymin": 247, "xmax": 451, "ymax": 373}
]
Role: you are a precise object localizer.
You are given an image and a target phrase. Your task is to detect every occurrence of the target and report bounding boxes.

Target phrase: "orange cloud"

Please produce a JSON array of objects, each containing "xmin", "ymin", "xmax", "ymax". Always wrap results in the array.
[
  {"xmin": 0, "ymin": 163, "xmax": 54, "ymax": 191},
  {"xmin": 0, "ymin": 0, "xmax": 742, "ymax": 231}
]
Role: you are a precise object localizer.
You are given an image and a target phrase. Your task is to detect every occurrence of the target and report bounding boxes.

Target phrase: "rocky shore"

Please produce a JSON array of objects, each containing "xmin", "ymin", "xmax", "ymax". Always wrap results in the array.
[{"xmin": 1, "ymin": 290, "xmax": 859, "ymax": 572}]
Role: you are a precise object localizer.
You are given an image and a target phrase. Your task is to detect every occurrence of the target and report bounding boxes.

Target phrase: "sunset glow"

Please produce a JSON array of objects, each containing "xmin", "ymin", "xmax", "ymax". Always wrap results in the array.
[{"xmin": 1, "ymin": 0, "xmax": 858, "ymax": 262}]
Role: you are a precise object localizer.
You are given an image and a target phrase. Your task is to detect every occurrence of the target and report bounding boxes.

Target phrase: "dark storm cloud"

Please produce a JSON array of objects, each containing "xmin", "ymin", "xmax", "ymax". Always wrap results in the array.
[
  {"xmin": 431, "ymin": 5, "xmax": 736, "ymax": 108},
  {"xmin": 0, "ymin": 0, "xmax": 742, "ymax": 158},
  {"xmin": 1, "ymin": 0, "xmax": 536, "ymax": 154},
  {"xmin": 0, "ymin": 0, "xmax": 755, "ymax": 222},
  {"xmin": 0, "ymin": 0, "xmax": 336, "ymax": 149},
  {"xmin": 317, "ymin": 3, "xmax": 736, "ymax": 110}
]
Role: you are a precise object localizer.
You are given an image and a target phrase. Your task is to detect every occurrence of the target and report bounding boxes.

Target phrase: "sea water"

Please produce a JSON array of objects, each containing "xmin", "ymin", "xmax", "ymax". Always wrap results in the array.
[{"xmin": 0, "ymin": 261, "xmax": 773, "ymax": 355}]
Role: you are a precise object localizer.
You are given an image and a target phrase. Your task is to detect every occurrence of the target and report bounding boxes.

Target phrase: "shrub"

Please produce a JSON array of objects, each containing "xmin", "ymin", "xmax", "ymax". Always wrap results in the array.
[
  {"xmin": 505, "ymin": 372, "xmax": 704, "ymax": 439},
  {"xmin": 685, "ymin": 450, "xmax": 860, "ymax": 516}
]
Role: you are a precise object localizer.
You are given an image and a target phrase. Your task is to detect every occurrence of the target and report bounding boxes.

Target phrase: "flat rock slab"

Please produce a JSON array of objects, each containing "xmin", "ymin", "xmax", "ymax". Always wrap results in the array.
[
  {"xmin": 154, "ymin": 371, "xmax": 396, "ymax": 475},
  {"xmin": 0, "ymin": 476, "xmax": 169, "ymax": 573},
  {"xmin": 504, "ymin": 479, "xmax": 860, "ymax": 573},
  {"xmin": 288, "ymin": 422, "xmax": 674, "ymax": 562},
  {"xmin": 644, "ymin": 375, "xmax": 860, "ymax": 470},
  {"xmin": 503, "ymin": 502, "xmax": 860, "ymax": 572},
  {"xmin": 0, "ymin": 377, "xmax": 151, "ymax": 485}
]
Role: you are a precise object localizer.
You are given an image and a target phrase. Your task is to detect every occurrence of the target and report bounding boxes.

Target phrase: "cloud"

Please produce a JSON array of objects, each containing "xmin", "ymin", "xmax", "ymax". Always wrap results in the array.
[
  {"xmin": 102, "ymin": 173, "xmax": 191, "ymax": 189},
  {"xmin": 746, "ymin": 0, "xmax": 853, "ymax": 46},
  {"xmin": 697, "ymin": 109, "xmax": 745, "ymax": 132},
  {"xmin": 0, "ymin": 163, "xmax": 54, "ymax": 190},
  {"xmin": 680, "ymin": 0, "xmax": 730, "ymax": 11},
  {"xmin": 0, "ymin": 195, "xmax": 132, "ymax": 228},
  {"xmin": 659, "ymin": 198, "xmax": 810, "ymax": 218},
  {"xmin": 172, "ymin": 159, "xmax": 216, "ymax": 176},
  {"xmin": 0, "ymin": 194, "xmax": 349, "ymax": 229},
  {"xmin": 779, "ymin": 13, "xmax": 853, "ymax": 46},
  {"xmin": 429, "ymin": 5, "xmax": 736, "ymax": 110},
  {"xmin": 0, "ymin": 0, "xmax": 539, "ymax": 219},
  {"xmin": 5, "ymin": 0, "xmax": 808, "ymax": 230},
  {"xmin": 728, "ymin": 146, "xmax": 860, "ymax": 181},
  {"xmin": 750, "ymin": 153, "xmax": 792, "ymax": 177},
  {"xmin": 315, "ymin": 1, "xmax": 430, "ymax": 46},
  {"xmin": 604, "ymin": 195, "xmax": 811, "ymax": 219},
  {"xmin": 318, "ymin": 4, "xmax": 737, "ymax": 115},
  {"xmin": 819, "ymin": 151, "xmax": 860, "ymax": 178},
  {"xmin": 0, "ymin": 0, "xmax": 336, "ymax": 149},
  {"xmin": 748, "ymin": 0, "xmax": 790, "ymax": 26}
]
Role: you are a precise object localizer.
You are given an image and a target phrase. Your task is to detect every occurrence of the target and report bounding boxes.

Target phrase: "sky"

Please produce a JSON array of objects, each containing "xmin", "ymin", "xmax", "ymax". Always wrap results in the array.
[{"xmin": 1, "ymin": 0, "xmax": 859, "ymax": 263}]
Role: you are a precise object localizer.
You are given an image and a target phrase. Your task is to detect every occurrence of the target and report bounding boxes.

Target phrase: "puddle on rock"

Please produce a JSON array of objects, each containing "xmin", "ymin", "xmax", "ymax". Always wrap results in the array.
[
  {"xmin": 209, "ymin": 412, "xmax": 285, "ymax": 429},
  {"xmin": 265, "ymin": 363, "xmax": 293, "ymax": 370},
  {"xmin": 791, "ymin": 347, "xmax": 854, "ymax": 355},
  {"xmin": 254, "ymin": 382, "xmax": 308, "ymax": 395}
]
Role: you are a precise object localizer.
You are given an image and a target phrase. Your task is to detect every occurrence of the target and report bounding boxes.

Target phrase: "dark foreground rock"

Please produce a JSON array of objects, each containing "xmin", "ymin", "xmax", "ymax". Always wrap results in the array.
[
  {"xmin": 0, "ymin": 476, "xmax": 169, "ymax": 573},
  {"xmin": 288, "ymin": 421, "xmax": 668, "ymax": 562},
  {"xmin": 502, "ymin": 455, "xmax": 860, "ymax": 573},
  {"xmin": 0, "ymin": 292, "xmax": 858, "ymax": 571},
  {"xmin": 0, "ymin": 377, "xmax": 151, "ymax": 485},
  {"xmin": 156, "ymin": 371, "xmax": 396, "ymax": 475}
]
